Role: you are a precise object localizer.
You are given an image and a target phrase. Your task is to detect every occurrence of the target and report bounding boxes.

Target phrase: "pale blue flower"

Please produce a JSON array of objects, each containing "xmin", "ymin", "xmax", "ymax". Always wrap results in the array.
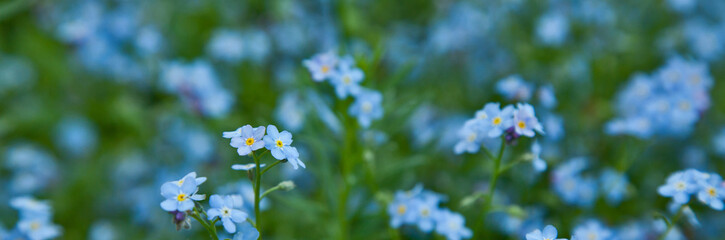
[
  {"xmin": 232, "ymin": 221, "xmax": 260, "ymax": 240},
  {"xmin": 526, "ymin": 225, "xmax": 566, "ymax": 240},
  {"xmin": 388, "ymin": 189, "xmax": 419, "ymax": 228},
  {"xmin": 572, "ymin": 220, "xmax": 613, "ymax": 240},
  {"xmin": 226, "ymin": 125, "xmax": 266, "ymax": 156},
  {"xmin": 348, "ymin": 89, "xmax": 383, "ymax": 128},
  {"xmin": 160, "ymin": 175, "xmax": 206, "ymax": 212},
  {"xmin": 208, "ymin": 195, "xmax": 248, "ymax": 233},
  {"xmin": 513, "ymin": 103, "xmax": 544, "ymax": 137},
  {"xmin": 434, "ymin": 209, "xmax": 472, "ymax": 240},
  {"xmin": 454, "ymin": 119, "xmax": 485, "ymax": 154},
  {"xmin": 263, "ymin": 125, "xmax": 293, "ymax": 160},
  {"xmin": 475, "ymin": 103, "xmax": 514, "ymax": 137},
  {"xmin": 696, "ymin": 173, "xmax": 725, "ymax": 210},
  {"xmin": 658, "ymin": 170, "xmax": 702, "ymax": 204},
  {"xmin": 17, "ymin": 218, "xmax": 62, "ymax": 240},
  {"xmin": 330, "ymin": 56, "xmax": 364, "ymax": 98},
  {"xmin": 283, "ymin": 146, "xmax": 306, "ymax": 169},
  {"xmin": 303, "ymin": 51, "xmax": 338, "ymax": 81}
]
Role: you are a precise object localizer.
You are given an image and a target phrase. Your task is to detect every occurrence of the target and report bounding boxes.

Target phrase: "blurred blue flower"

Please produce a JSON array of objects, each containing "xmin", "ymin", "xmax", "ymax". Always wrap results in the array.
[
  {"xmin": 531, "ymin": 140, "xmax": 547, "ymax": 172},
  {"xmin": 10, "ymin": 197, "xmax": 61, "ymax": 240},
  {"xmin": 208, "ymin": 195, "xmax": 248, "ymax": 233},
  {"xmin": 536, "ymin": 11, "xmax": 569, "ymax": 46},
  {"xmin": 434, "ymin": 209, "xmax": 472, "ymax": 240},
  {"xmin": 537, "ymin": 85, "xmax": 557, "ymax": 109},
  {"xmin": 695, "ymin": 173, "xmax": 725, "ymax": 210},
  {"xmin": 496, "ymin": 75, "xmax": 533, "ymax": 101},
  {"xmin": 303, "ymin": 51, "xmax": 338, "ymax": 82},
  {"xmin": 543, "ymin": 114, "xmax": 565, "ymax": 141},
  {"xmin": 207, "ymin": 29, "xmax": 245, "ymax": 63},
  {"xmin": 225, "ymin": 125, "xmax": 266, "ymax": 156},
  {"xmin": 713, "ymin": 128, "xmax": 725, "ymax": 156},
  {"xmin": 572, "ymin": 220, "xmax": 613, "ymax": 240},
  {"xmin": 525, "ymin": 225, "xmax": 565, "ymax": 240},
  {"xmin": 658, "ymin": 169, "xmax": 703, "ymax": 204},
  {"xmin": 600, "ymin": 168, "xmax": 629, "ymax": 205},
  {"xmin": 348, "ymin": 89, "xmax": 383, "ymax": 128},
  {"xmin": 330, "ymin": 56, "xmax": 364, "ymax": 98},
  {"xmin": 54, "ymin": 116, "xmax": 98, "ymax": 158},
  {"xmin": 276, "ymin": 92, "xmax": 307, "ymax": 132},
  {"xmin": 5, "ymin": 143, "xmax": 58, "ymax": 194},
  {"xmin": 454, "ymin": 119, "xmax": 486, "ymax": 154},
  {"xmin": 135, "ymin": 26, "xmax": 163, "ymax": 56},
  {"xmin": 607, "ymin": 57, "xmax": 712, "ymax": 138},
  {"xmin": 552, "ymin": 157, "xmax": 598, "ymax": 207},
  {"xmin": 232, "ymin": 221, "xmax": 260, "ymax": 240},
  {"xmin": 160, "ymin": 60, "xmax": 234, "ymax": 118}
]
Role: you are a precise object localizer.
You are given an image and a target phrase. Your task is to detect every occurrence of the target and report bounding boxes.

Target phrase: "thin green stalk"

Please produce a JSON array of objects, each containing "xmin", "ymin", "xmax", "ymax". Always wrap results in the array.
[
  {"xmin": 473, "ymin": 139, "xmax": 506, "ymax": 238},
  {"xmin": 252, "ymin": 151, "xmax": 263, "ymax": 240},
  {"xmin": 261, "ymin": 160, "xmax": 283, "ymax": 175},
  {"xmin": 189, "ymin": 210, "xmax": 218, "ymax": 240},
  {"xmin": 260, "ymin": 184, "xmax": 284, "ymax": 199},
  {"xmin": 658, "ymin": 205, "xmax": 687, "ymax": 240}
]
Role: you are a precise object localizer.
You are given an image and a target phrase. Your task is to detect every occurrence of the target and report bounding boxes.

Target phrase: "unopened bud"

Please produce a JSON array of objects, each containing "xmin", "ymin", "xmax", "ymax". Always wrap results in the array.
[{"xmin": 278, "ymin": 181, "xmax": 296, "ymax": 191}]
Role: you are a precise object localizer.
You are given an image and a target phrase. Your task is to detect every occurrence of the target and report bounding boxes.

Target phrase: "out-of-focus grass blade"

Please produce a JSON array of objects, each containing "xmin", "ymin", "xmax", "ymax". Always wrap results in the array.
[{"xmin": 0, "ymin": 0, "xmax": 34, "ymax": 22}]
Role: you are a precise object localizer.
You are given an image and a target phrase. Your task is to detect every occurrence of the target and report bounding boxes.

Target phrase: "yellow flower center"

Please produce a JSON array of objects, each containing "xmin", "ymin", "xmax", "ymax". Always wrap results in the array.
[
  {"xmin": 276, "ymin": 140, "xmax": 284, "ymax": 148},
  {"xmin": 467, "ymin": 133, "xmax": 477, "ymax": 142},
  {"xmin": 30, "ymin": 221, "xmax": 40, "ymax": 230},
  {"xmin": 708, "ymin": 187, "xmax": 717, "ymax": 197},
  {"xmin": 492, "ymin": 116, "xmax": 502, "ymax": 125},
  {"xmin": 362, "ymin": 102, "xmax": 373, "ymax": 113},
  {"xmin": 343, "ymin": 76, "xmax": 351, "ymax": 84},
  {"xmin": 587, "ymin": 233, "xmax": 597, "ymax": 240},
  {"xmin": 421, "ymin": 208, "xmax": 430, "ymax": 217},
  {"xmin": 177, "ymin": 193, "xmax": 188, "ymax": 202},
  {"xmin": 679, "ymin": 101, "xmax": 690, "ymax": 110},
  {"xmin": 517, "ymin": 121, "xmax": 526, "ymax": 129},
  {"xmin": 245, "ymin": 138, "xmax": 255, "ymax": 146},
  {"xmin": 397, "ymin": 205, "xmax": 406, "ymax": 215},
  {"xmin": 321, "ymin": 65, "xmax": 330, "ymax": 73},
  {"xmin": 675, "ymin": 182, "xmax": 686, "ymax": 190},
  {"xmin": 477, "ymin": 112, "xmax": 488, "ymax": 119}
]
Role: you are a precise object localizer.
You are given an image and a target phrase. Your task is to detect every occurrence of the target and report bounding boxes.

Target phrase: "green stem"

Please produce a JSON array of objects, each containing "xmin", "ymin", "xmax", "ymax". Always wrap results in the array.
[
  {"xmin": 658, "ymin": 205, "xmax": 687, "ymax": 240},
  {"xmin": 189, "ymin": 210, "xmax": 219, "ymax": 240},
  {"xmin": 260, "ymin": 184, "xmax": 284, "ymax": 200},
  {"xmin": 252, "ymin": 151, "xmax": 263, "ymax": 240},
  {"xmin": 473, "ymin": 139, "xmax": 506, "ymax": 238},
  {"xmin": 260, "ymin": 160, "xmax": 283, "ymax": 175}
]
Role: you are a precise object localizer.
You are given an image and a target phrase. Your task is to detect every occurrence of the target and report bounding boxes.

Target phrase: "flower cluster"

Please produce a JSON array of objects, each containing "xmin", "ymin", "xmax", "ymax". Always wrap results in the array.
[
  {"xmin": 606, "ymin": 56, "xmax": 712, "ymax": 138},
  {"xmin": 454, "ymin": 102, "xmax": 544, "ymax": 154},
  {"xmin": 387, "ymin": 185, "xmax": 471, "ymax": 240},
  {"xmin": 223, "ymin": 124, "xmax": 305, "ymax": 169},
  {"xmin": 303, "ymin": 51, "xmax": 383, "ymax": 128},
  {"xmin": 4, "ymin": 143, "xmax": 58, "ymax": 195},
  {"xmin": 658, "ymin": 169, "xmax": 725, "ymax": 210},
  {"xmin": 4, "ymin": 197, "xmax": 62, "ymax": 240}
]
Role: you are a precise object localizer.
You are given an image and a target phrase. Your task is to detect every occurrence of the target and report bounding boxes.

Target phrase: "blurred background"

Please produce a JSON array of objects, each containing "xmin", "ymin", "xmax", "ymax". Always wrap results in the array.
[{"xmin": 1, "ymin": 0, "xmax": 725, "ymax": 239}]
